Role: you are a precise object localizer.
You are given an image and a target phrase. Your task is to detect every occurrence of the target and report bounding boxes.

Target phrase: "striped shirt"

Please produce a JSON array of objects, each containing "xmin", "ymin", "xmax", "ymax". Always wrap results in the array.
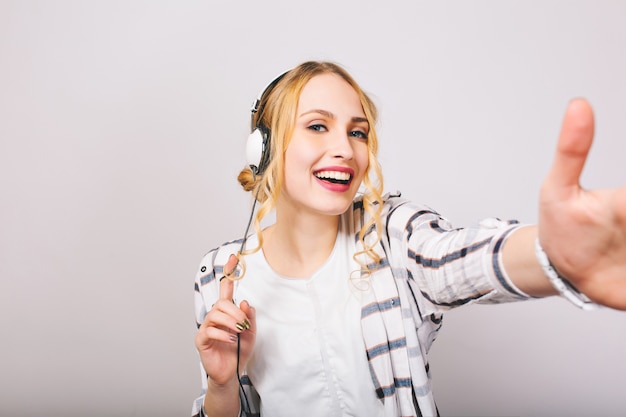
[{"xmin": 192, "ymin": 192, "xmax": 530, "ymax": 417}]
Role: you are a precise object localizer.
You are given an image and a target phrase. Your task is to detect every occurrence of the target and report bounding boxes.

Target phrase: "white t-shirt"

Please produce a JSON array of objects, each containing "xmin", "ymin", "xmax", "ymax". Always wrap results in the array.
[{"xmin": 232, "ymin": 216, "xmax": 385, "ymax": 417}]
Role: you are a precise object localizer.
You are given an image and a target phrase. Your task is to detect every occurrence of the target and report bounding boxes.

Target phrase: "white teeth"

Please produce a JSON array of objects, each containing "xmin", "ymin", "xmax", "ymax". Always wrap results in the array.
[{"xmin": 315, "ymin": 170, "xmax": 351, "ymax": 181}]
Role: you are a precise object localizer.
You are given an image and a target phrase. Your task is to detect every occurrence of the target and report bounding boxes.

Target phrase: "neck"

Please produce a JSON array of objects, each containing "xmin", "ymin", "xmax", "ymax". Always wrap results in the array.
[{"xmin": 262, "ymin": 204, "xmax": 340, "ymax": 279}]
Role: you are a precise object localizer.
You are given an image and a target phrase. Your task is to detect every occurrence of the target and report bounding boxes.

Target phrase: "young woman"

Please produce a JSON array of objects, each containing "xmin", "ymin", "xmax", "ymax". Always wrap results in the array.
[{"xmin": 193, "ymin": 61, "xmax": 626, "ymax": 417}]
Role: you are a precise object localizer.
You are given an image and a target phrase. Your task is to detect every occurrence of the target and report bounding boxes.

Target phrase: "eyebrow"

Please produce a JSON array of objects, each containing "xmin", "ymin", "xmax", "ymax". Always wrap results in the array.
[{"xmin": 299, "ymin": 109, "xmax": 369, "ymax": 124}]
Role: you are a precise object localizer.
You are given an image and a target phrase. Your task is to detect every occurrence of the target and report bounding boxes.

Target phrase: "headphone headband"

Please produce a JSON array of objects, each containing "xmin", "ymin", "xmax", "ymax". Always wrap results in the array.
[
  {"xmin": 246, "ymin": 70, "xmax": 290, "ymax": 176},
  {"xmin": 250, "ymin": 71, "xmax": 289, "ymax": 127}
]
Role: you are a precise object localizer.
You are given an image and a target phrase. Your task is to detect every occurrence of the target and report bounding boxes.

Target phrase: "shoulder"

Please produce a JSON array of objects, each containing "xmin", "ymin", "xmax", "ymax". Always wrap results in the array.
[
  {"xmin": 351, "ymin": 190, "xmax": 446, "ymax": 228},
  {"xmin": 350, "ymin": 190, "xmax": 408, "ymax": 217}
]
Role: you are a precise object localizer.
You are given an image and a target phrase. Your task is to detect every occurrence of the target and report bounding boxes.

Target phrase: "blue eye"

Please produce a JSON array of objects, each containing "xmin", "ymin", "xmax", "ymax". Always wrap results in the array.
[
  {"xmin": 349, "ymin": 130, "xmax": 368, "ymax": 140},
  {"xmin": 308, "ymin": 124, "xmax": 327, "ymax": 132}
]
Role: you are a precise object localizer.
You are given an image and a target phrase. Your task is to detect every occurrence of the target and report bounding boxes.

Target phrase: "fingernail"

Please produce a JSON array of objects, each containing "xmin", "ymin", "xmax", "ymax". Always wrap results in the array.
[
  {"xmin": 235, "ymin": 319, "xmax": 250, "ymax": 331},
  {"xmin": 229, "ymin": 334, "xmax": 238, "ymax": 342}
]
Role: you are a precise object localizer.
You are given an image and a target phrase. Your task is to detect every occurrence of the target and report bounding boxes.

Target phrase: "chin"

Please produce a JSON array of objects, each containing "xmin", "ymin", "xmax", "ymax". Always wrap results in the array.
[{"xmin": 316, "ymin": 198, "xmax": 355, "ymax": 216}]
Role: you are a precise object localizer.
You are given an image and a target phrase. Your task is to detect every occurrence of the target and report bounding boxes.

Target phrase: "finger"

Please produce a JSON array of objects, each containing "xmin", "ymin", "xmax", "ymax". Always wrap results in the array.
[
  {"xmin": 204, "ymin": 306, "xmax": 246, "ymax": 335},
  {"xmin": 240, "ymin": 300, "xmax": 256, "ymax": 333},
  {"xmin": 199, "ymin": 325, "xmax": 239, "ymax": 345},
  {"xmin": 546, "ymin": 98, "xmax": 595, "ymax": 190},
  {"xmin": 219, "ymin": 254, "xmax": 239, "ymax": 301},
  {"xmin": 196, "ymin": 311, "xmax": 238, "ymax": 347}
]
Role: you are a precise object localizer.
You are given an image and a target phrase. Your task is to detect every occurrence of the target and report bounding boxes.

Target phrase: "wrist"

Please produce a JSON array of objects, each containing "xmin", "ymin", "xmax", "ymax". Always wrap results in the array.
[
  {"xmin": 534, "ymin": 238, "xmax": 597, "ymax": 310},
  {"xmin": 207, "ymin": 373, "xmax": 239, "ymax": 391},
  {"xmin": 204, "ymin": 375, "xmax": 241, "ymax": 417}
]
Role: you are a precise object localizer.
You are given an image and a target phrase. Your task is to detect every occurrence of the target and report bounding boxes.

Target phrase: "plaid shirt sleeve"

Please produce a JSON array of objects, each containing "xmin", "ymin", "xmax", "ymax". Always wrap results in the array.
[{"xmin": 386, "ymin": 197, "xmax": 531, "ymax": 315}]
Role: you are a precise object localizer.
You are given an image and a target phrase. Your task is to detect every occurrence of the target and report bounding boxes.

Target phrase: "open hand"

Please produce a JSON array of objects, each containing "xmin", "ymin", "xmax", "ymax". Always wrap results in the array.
[{"xmin": 539, "ymin": 99, "xmax": 626, "ymax": 310}]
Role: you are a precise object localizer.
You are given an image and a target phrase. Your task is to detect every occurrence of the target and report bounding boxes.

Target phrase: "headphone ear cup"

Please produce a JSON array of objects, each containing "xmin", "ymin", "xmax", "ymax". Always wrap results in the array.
[{"xmin": 246, "ymin": 128, "xmax": 266, "ymax": 175}]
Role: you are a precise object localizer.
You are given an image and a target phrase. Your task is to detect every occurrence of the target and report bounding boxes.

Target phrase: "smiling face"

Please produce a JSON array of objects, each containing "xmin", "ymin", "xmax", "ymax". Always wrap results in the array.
[{"xmin": 279, "ymin": 73, "xmax": 370, "ymax": 218}]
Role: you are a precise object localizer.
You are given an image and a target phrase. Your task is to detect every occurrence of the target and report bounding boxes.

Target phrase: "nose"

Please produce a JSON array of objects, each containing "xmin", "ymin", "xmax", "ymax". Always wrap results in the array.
[{"xmin": 331, "ymin": 131, "xmax": 355, "ymax": 160}]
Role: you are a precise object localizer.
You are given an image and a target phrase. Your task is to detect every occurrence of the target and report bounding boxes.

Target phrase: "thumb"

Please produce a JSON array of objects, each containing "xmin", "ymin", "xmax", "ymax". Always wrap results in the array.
[
  {"xmin": 240, "ymin": 300, "xmax": 256, "ymax": 333},
  {"xmin": 545, "ymin": 98, "xmax": 595, "ymax": 193}
]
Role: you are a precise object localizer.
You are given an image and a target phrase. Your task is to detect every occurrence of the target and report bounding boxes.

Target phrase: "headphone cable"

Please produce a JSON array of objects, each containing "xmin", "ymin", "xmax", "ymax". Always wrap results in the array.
[
  {"xmin": 237, "ymin": 334, "xmax": 251, "ymax": 416},
  {"xmin": 234, "ymin": 181, "xmax": 261, "ymax": 416}
]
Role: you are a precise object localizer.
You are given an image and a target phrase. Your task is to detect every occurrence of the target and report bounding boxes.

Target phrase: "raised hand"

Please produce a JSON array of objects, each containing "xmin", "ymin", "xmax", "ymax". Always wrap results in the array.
[
  {"xmin": 195, "ymin": 254, "xmax": 257, "ymax": 385},
  {"xmin": 539, "ymin": 99, "xmax": 626, "ymax": 310}
]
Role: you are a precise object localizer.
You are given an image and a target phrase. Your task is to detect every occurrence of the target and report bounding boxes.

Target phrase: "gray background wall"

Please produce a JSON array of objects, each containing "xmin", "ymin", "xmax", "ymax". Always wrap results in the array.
[{"xmin": 1, "ymin": 1, "xmax": 626, "ymax": 416}]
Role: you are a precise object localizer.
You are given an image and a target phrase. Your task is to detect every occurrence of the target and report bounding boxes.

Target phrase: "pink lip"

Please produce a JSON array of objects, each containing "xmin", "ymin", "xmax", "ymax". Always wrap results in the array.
[{"xmin": 313, "ymin": 166, "xmax": 355, "ymax": 193}]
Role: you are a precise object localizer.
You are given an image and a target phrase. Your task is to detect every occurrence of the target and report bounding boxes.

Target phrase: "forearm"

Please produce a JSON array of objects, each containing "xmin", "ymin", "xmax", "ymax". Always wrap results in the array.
[
  {"xmin": 502, "ymin": 225, "xmax": 558, "ymax": 297},
  {"xmin": 203, "ymin": 374, "xmax": 241, "ymax": 417}
]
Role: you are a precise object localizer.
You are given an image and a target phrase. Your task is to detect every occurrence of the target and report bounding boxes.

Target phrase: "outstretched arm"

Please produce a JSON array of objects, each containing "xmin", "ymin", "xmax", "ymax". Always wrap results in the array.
[{"xmin": 502, "ymin": 99, "xmax": 626, "ymax": 310}]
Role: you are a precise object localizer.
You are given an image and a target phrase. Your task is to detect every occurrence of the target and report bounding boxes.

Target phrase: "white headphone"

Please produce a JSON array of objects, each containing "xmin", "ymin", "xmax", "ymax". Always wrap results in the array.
[{"xmin": 245, "ymin": 71, "xmax": 289, "ymax": 176}]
